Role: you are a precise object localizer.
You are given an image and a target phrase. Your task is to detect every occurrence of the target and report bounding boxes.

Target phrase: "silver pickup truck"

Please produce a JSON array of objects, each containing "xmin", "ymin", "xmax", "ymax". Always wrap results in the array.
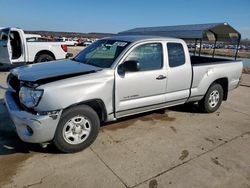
[{"xmin": 5, "ymin": 36, "xmax": 242, "ymax": 153}]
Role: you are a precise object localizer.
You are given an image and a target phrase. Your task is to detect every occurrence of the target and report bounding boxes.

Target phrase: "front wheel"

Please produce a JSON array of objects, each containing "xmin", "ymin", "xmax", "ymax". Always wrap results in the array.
[
  {"xmin": 53, "ymin": 105, "xmax": 100, "ymax": 153},
  {"xmin": 198, "ymin": 84, "xmax": 223, "ymax": 113}
]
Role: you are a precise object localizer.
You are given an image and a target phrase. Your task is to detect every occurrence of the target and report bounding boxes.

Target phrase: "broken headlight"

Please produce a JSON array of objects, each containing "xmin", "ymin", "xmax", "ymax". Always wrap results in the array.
[{"xmin": 19, "ymin": 87, "xmax": 43, "ymax": 108}]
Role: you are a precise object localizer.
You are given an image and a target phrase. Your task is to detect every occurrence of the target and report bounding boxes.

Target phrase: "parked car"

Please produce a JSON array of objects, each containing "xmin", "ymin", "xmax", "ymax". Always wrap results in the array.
[
  {"xmin": 77, "ymin": 40, "xmax": 92, "ymax": 46},
  {"xmin": 58, "ymin": 37, "xmax": 78, "ymax": 46},
  {"xmin": 83, "ymin": 41, "xmax": 92, "ymax": 46},
  {"xmin": 5, "ymin": 36, "xmax": 242, "ymax": 153},
  {"xmin": 0, "ymin": 27, "xmax": 68, "ymax": 65}
]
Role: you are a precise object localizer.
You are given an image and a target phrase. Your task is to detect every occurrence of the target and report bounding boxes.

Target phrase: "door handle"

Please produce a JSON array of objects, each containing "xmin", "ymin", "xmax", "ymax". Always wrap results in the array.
[{"xmin": 156, "ymin": 75, "xmax": 167, "ymax": 80}]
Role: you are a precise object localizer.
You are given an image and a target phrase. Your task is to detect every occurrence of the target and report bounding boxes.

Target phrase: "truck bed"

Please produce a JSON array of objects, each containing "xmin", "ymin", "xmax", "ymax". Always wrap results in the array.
[
  {"xmin": 190, "ymin": 56, "xmax": 233, "ymax": 65},
  {"xmin": 189, "ymin": 56, "xmax": 243, "ymax": 102}
]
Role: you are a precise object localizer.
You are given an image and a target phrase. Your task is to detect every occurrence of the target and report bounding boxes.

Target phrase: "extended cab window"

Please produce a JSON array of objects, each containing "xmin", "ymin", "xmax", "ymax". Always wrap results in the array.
[
  {"xmin": 126, "ymin": 43, "xmax": 163, "ymax": 71},
  {"xmin": 167, "ymin": 43, "xmax": 185, "ymax": 67}
]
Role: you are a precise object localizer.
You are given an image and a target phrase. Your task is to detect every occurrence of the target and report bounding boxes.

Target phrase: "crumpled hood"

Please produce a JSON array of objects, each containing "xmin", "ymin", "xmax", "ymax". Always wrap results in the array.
[{"xmin": 11, "ymin": 59, "xmax": 102, "ymax": 82}]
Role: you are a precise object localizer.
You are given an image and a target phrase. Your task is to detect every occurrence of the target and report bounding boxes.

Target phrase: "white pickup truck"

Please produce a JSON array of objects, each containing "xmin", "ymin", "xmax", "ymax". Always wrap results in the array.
[
  {"xmin": 0, "ymin": 27, "xmax": 68, "ymax": 65},
  {"xmin": 5, "ymin": 36, "xmax": 243, "ymax": 153}
]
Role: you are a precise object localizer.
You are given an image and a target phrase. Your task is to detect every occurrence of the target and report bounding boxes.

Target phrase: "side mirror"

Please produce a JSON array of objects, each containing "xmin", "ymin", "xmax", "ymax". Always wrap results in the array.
[
  {"xmin": 118, "ymin": 60, "xmax": 140, "ymax": 75},
  {"xmin": 123, "ymin": 60, "xmax": 140, "ymax": 72}
]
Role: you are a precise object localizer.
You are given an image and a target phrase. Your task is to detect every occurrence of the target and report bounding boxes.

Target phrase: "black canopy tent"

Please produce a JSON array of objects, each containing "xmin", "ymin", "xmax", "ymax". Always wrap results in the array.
[{"xmin": 118, "ymin": 23, "xmax": 241, "ymax": 60}]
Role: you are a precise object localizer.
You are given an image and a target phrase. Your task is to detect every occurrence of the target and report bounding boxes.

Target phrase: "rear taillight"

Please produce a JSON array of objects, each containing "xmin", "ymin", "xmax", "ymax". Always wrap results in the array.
[{"xmin": 61, "ymin": 44, "xmax": 68, "ymax": 52}]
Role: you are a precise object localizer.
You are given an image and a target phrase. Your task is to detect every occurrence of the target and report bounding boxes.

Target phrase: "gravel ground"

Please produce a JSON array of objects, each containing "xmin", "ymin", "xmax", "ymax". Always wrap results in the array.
[{"xmin": 68, "ymin": 46, "xmax": 85, "ymax": 57}]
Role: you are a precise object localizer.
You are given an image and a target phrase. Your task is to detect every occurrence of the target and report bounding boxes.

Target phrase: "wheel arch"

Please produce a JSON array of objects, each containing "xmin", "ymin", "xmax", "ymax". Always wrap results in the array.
[
  {"xmin": 210, "ymin": 77, "xmax": 229, "ymax": 101},
  {"xmin": 63, "ymin": 99, "xmax": 108, "ymax": 122},
  {"xmin": 34, "ymin": 50, "xmax": 55, "ymax": 63}
]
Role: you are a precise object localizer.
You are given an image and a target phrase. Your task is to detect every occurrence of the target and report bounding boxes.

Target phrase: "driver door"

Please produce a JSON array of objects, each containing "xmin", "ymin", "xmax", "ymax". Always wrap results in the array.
[
  {"xmin": 115, "ymin": 42, "xmax": 167, "ymax": 118},
  {"xmin": 0, "ymin": 28, "xmax": 11, "ymax": 64}
]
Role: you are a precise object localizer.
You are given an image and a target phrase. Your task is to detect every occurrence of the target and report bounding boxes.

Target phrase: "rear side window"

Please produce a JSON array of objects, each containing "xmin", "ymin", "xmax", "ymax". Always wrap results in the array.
[{"xmin": 167, "ymin": 43, "xmax": 185, "ymax": 67}]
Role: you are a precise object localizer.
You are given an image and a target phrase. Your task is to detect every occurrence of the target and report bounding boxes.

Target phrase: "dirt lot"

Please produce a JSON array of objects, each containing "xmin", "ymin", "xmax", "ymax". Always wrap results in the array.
[
  {"xmin": 68, "ymin": 46, "xmax": 85, "ymax": 56},
  {"xmin": 0, "ymin": 52, "xmax": 250, "ymax": 187}
]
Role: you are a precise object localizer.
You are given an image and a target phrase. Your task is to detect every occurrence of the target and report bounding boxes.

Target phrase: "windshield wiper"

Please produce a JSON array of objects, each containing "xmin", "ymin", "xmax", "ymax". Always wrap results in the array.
[
  {"xmin": 71, "ymin": 58, "xmax": 87, "ymax": 64},
  {"xmin": 83, "ymin": 61, "xmax": 101, "ymax": 68},
  {"xmin": 71, "ymin": 57, "xmax": 78, "ymax": 62},
  {"xmin": 74, "ymin": 59, "xmax": 101, "ymax": 68}
]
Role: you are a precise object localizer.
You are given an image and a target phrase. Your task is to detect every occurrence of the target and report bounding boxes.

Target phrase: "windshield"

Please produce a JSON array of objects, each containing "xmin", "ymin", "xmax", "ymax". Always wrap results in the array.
[{"xmin": 74, "ymin": 39, "xmax": 130, "ymax": 68}]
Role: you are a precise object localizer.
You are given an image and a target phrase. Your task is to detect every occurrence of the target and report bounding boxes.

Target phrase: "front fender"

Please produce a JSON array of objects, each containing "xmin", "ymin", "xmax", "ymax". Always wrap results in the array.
[{"xmin": 35, "ymin": 70, "xmax": 114, "ymax": 114}]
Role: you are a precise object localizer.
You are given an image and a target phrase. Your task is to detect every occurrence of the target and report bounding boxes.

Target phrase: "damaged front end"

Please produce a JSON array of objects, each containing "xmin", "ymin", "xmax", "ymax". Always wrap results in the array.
[
  {"xmin": 4, "ymin": 59, "xmax": 112, "ymax": 144},
  {"xmin": 7, "ymin": 59, "xmax": 102, "ymax": 114},
  {"xmin": 7, "ymin": 73, "xmax": 45, "ymax": 115},
  {"xmin": 4, "ymin": 81, "xmax": 63, "ymax": 144}
]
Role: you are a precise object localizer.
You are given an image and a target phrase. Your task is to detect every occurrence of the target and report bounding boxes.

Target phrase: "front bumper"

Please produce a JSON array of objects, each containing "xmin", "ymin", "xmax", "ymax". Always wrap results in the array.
[{"xmin": 4, "ymin": 91, "xmax": 62, "ymax": 143}]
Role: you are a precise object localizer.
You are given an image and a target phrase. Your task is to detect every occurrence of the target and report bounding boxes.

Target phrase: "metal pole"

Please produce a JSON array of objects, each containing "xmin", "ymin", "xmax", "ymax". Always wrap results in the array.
[
  {"xmin": 235, "ymin": 35, "xmax": 241, "ymax": 60},
  {"xmin": 199, "ymin": 39, "xmax": 202, "ymax": 56},
  {"xmin": 212, "ymin": 39, "xmax": 217, "ymax": 58},
  {"xmin": 194, "ymin": 39, "xmax": 197, "ymax": 56},
  {"xmin": 207, "ymin": 29, "xmax": 217, "ymax": 58}
]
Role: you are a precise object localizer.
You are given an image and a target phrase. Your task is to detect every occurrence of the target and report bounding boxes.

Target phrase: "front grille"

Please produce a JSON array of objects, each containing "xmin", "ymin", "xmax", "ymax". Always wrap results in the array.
[
  {"xmin": 7, "ymin": 73, "xmax": 22, "ymax": 110},
  {"xmin": 11, "ymin": 92, "xmax": 22, "ymax": 108},
  {"xmin": 7, "ymin": 73, "xmax": 20, "ymax": 92}
]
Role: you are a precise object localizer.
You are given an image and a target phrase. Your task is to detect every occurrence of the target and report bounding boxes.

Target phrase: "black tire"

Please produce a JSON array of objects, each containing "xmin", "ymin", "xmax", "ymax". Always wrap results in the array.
[
  {"xmin": 53, "ymin": 105, "xmax": 100, "ymax": 153},
  {"xmin": 36, "ymin": 54, "xmax": 54, "ymax": 63},
  {"xmin": 198, "ymin": 83, "xmax": 223, "ymax": 113}
]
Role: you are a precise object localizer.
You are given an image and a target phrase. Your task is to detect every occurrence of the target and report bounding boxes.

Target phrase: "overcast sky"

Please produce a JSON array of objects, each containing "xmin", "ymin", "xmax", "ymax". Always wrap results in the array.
[{"xmin": 0, "ymin": 0, "xmax": 250, "ymax": 38}]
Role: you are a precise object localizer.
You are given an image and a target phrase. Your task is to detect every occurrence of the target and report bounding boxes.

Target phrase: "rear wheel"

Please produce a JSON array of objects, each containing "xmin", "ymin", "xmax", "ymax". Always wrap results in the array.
[
  {"xmin": 53, "ymin": 105, "xmax": 100, "ymax": 153},
  {"xmin": 199, "ymin": 83, "xmax": 223, "ymax": 113},
  {"xmin": 36, "ymin": 54, "xmax": 54, "ymax": 63}
]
